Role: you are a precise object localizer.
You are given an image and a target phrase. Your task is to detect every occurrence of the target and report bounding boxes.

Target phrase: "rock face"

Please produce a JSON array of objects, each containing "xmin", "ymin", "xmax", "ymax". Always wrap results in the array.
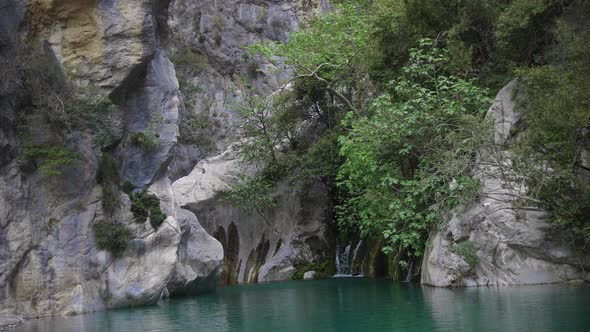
[
  {"xmin": 421, "ymin": 81, "xmax": 590, "ymax": 287},
  {"xmin": 0, "ymin": 0, "xmax": 223, "ymax": 319},
  {"xmin": 0, "ymin": 0, "xmax": 329, "ymax": 320},
  {"xmin": 167, "ymin": 0, "xmax": 327, "ymax": 178},
  {"xmin": 173, "ymin": 147, "xmax": 334, "ymax": 284},
  {"xmin": 168, "ymin": 0, "xmax": 334, "ymax": 284}
]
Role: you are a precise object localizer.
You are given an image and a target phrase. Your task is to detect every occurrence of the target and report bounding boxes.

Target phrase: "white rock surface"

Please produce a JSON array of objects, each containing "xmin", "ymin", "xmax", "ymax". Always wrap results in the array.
[
  {"xmin": 303, "ymin": 271, "xmax": 317, "ymax": 280},
  {"xmin": 421, "ymin": 81, "xmax": 590, "ymax": 287}
]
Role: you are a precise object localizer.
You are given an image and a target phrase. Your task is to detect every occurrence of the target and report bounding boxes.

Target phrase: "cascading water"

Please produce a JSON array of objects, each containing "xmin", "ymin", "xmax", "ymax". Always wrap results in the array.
[
  {"xmin": 334, "ymin": 241, "xmax": 353, "ymax": 277},
  {"xmin": 335, "ymin": 241, "xmax": 341, "ymax": 274}
]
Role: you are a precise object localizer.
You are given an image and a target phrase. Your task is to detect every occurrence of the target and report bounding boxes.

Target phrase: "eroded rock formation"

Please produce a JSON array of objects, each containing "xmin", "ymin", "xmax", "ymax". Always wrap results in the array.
[
  {"xmin": 0, "ymin": 0, "xmax": 331, "ymax": 321},
  {"xmin": 421, "ymin": 81, "xmax": 590, "ymax": 287}
]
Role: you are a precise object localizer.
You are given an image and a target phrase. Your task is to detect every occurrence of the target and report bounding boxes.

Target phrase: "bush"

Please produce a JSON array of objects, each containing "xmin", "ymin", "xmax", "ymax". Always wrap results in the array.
[
  {"xmin": 451, "ymin": 241, "xmax": 479, "ymax": 270},
  {"xmin": 507, "ymin": 13, "xmax": 590, "ymax": 244},
  {"xmin": 129, "ymin": 131, "xmax": 159, "ymax": 151},
  {"xmin": 171, "ymin": 47, "xmax": 208, "ymax": 75},
  {"xmin": 2, "ymin": 41, "xmax": 119, "ymax": 136},
  {"xmin": 96, "ymin": 153, "xmax": 120, "ymax": 216},
  {"xmin": 121, "ymin": 180, "xmax": 135, "ymax": 196},
  {"xmin": 22, "ymin": 144, "xmax": 79, "ymax": 176},
  {"xmin": 130, "ymin": 191, "xmax": 166, "ymax": 229},
  {"xmin": 367, "ymin": 0, "xmax": 573, "ymax": 88},
  {"xmin": 178, "ymin": 112, "xmax": 215, "ymax": 149},
  {"xmin": 92, "ymin": 220, "xmax": 132, "ymax": 257},
  {"xmin": 337, "ymin": 40, "xmax": 490, "ymax": 258}
]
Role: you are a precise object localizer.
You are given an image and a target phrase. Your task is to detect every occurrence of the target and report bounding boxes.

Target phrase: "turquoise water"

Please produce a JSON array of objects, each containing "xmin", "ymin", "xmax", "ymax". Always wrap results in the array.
[{"xmin": 16, "ymin": 278, "xmax": 590, "ymax": 332}]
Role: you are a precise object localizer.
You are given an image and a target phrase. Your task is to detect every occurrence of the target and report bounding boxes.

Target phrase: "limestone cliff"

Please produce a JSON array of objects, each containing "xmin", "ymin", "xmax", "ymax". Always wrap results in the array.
[
  {"xmin": 0, "ymin": 0, "xmax": 331, "ymax": 322},
  {"xmin": 172, "ymin": 147, "xmax": 333, "ymax": 284},
  {"xmin": 0, "ymin": 0, "xmax": 226, "ymax": 319},
  {"xmin": 421, "ymin": 81, "xmax": 590, "ymax": 287}
]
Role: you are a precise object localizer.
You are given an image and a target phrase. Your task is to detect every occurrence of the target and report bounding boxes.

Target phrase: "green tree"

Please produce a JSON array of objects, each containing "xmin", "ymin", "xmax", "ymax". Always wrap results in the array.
[
  {"xmin": 249, "ymin": 2, "xmax": 369, "ymax": 115},
  {"xmin": 367, "ymin": 0, "xmax": 576, "ymax": 87},
  {"xmin": 337, "ymin": 39, "xmax": 490, "ymax": 262},
  {"xmin": 507, "ymin": 12, "xmax": 590, "ymax": 244}
]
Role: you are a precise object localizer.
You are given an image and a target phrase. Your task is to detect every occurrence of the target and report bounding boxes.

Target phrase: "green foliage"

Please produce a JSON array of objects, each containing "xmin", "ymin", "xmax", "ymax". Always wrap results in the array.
[
  {"xmin": 92, "ymin": 220, "xmax": 132, "ymax": 258},
  {"xmin": 508, "ymin": 13, "xmax": 590, "ymax": 244},
  {"xmin": 250, "ymin": 3, "xmax": 368, "ymax": 80},
  {"xmin": 130, "ymin": 191, "xmax": 166, "ymax": 229},
  {"xmin": 367, "ymin": 0, "xmax": 573, "ymax": 87},
  {"xmin": 337, "ymin": 40, "xmax": 491, "ymax": 258},
  {"xmin": 235, "ymin": 88, "xmax": 295, "ymax": 176},
  {"xmin": 1, "ymin": 41, "xmax": 119, "ymax": 136},
  {"xmin": 171, "ymin": 47, "xmax": 209, "ymax": 76},
  {"xmin": 129, "ymin": 131, "xmax": 159, "ymax": 151},
  {"xmin": 121, "ymin": 180, "xmax": 135, "ymax": 196},
  {"xmin": 222, "ymin": 176, "xmax": 277, "ymax": 213},
  {"xmin": 291, "ymin": 260, "xmax": 333, "ymax": 280},
  {"xmin": 96, "ymin": 153, "xmax": 120, "ymax": 217},
  {"xmin": 451, "ymin": 240, "xmax": 479, "ymax": 270},
  {"xmin": 178, "ymin": 112, "xmax": 215, "ymax": 149},
  {"xmin": 22, "ymin": 144, "xmax": 79, "ymax": 176},
  {"xmin": 71, "ymin": 91, "xmax": 120, "ymax": 147},
  {"xmin": 249, "ymin": 2, "xmax": 370, "ymax": 113}
]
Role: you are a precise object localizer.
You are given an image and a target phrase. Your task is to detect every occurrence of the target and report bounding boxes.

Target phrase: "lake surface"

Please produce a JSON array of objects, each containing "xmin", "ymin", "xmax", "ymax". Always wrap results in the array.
[{"xmin": 16, "ymin": 278, "xmax": 590, "ymax": 332}]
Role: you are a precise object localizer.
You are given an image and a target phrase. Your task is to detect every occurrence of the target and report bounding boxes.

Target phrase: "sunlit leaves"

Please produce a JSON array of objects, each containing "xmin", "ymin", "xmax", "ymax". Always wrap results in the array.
[{"xmin": 337, "ymin": 39, "xmax": 490, "ymax": 257}]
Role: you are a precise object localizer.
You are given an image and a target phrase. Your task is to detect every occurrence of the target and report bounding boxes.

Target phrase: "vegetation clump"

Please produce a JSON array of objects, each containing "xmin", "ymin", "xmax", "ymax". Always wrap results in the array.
[
  {"xmin": 92, "ymin": 220, "xmax": 132, "ymax": 257},
  {"xmin": 337, "ymin": 39, "xmax": 490, "ymax": 257},
  {"xmin": 22, "ymin": 144, "xmax": 79, "ymax": 176},
  {"xmin": 121, "ymin": 180, "xmax": 135, "ymax": 196},
  {"xmin": 178, "ymin": 112, "xmax": 215, "ymax": 150},
  {"xmin": 96, "ymin": 153, "xmax": 120, "ymax": 217},
  {"xmin": 451, "ymin": 241, "xmax": 479, "ymax": 270},
  {"xmin": 171, "ymin": 47, "xmax": 209, "ymax": 76},
  {"xmin": 130, "ymin": 191, "xmax": 166, "ymax": 229},
  {"xmin": 129, "ymin": 131, "xmax": 159, "ymax": 151},
  {"xmin": 291, "ymin": 261, "xmax": 333, "ymax": 280}
]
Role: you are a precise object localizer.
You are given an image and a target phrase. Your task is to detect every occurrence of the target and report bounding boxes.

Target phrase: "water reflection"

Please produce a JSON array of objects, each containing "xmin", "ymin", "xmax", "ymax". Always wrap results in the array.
[
  {"xmin": 16, "ymin": 279, "xmax": 590, "ymax": 332},
  {"xmin": 422, "ymin": 284, "xmax": 590, "ymax": 332}
]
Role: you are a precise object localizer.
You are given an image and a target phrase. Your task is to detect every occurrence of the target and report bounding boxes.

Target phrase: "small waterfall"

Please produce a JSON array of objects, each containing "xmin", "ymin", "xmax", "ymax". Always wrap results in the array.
[
  {"xmin": 404, "ymin": 260, "xmax": 414, "ymax": 283},
  {"xmin": 335, "ymin": 241, "xmax": 341, "ymax": 273},
  {"xmin": 334, "ymin": 241, "xmax": 353, "ymax": 277}
]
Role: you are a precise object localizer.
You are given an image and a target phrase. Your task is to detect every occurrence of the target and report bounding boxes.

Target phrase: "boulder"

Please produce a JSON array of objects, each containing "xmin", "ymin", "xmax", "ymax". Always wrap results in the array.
[{"xmin": 303, "ymin": 271, "xmax": 316, "ymax": 280}]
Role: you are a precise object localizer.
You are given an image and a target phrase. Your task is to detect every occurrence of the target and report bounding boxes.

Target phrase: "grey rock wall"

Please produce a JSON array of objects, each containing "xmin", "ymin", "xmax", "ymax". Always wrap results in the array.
[
  {"xmin": 172, "ymin": 147, "xmax": 333, "ymax": 284},
  {"xmin": 0, "ymin": 0, "xmax": 329, "ymax": 321},
  {"xmin": 0, "ymin": 0, "xmax": 223, "ymax": 319},
  {"xmin": 421, "ymin": 81, "xmax": 590, "ymax": 287}
]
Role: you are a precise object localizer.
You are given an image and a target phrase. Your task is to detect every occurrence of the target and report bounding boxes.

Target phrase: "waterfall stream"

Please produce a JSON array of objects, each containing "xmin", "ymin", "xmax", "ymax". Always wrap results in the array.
[
  {"xmin": 404, "ymin": 260, "xmax": 414, "ymax": 283},
  {"xmin": 334, "ymin": 241, "xmax": 354, "ymax": 277}
]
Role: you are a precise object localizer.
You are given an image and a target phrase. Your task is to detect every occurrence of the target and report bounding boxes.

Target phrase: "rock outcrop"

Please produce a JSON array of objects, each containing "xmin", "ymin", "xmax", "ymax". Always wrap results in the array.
[
  {"xmin": 1, "ymin": 0, "xmax": 331, "ymax": 321},
  {"xmin": 0, "ymin": 0, "xmax": 223, "ymax": 319},
  {"xmin": 173, "ymin": 147, "xmax": 334, "ymax": 284},
  {"xmin": 169, "ymin": 0, "xmax": 335, "ymax": 284},
  {"xmin": 421, "ymin": 81, "xmax": 590, "ymax": 287}
]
